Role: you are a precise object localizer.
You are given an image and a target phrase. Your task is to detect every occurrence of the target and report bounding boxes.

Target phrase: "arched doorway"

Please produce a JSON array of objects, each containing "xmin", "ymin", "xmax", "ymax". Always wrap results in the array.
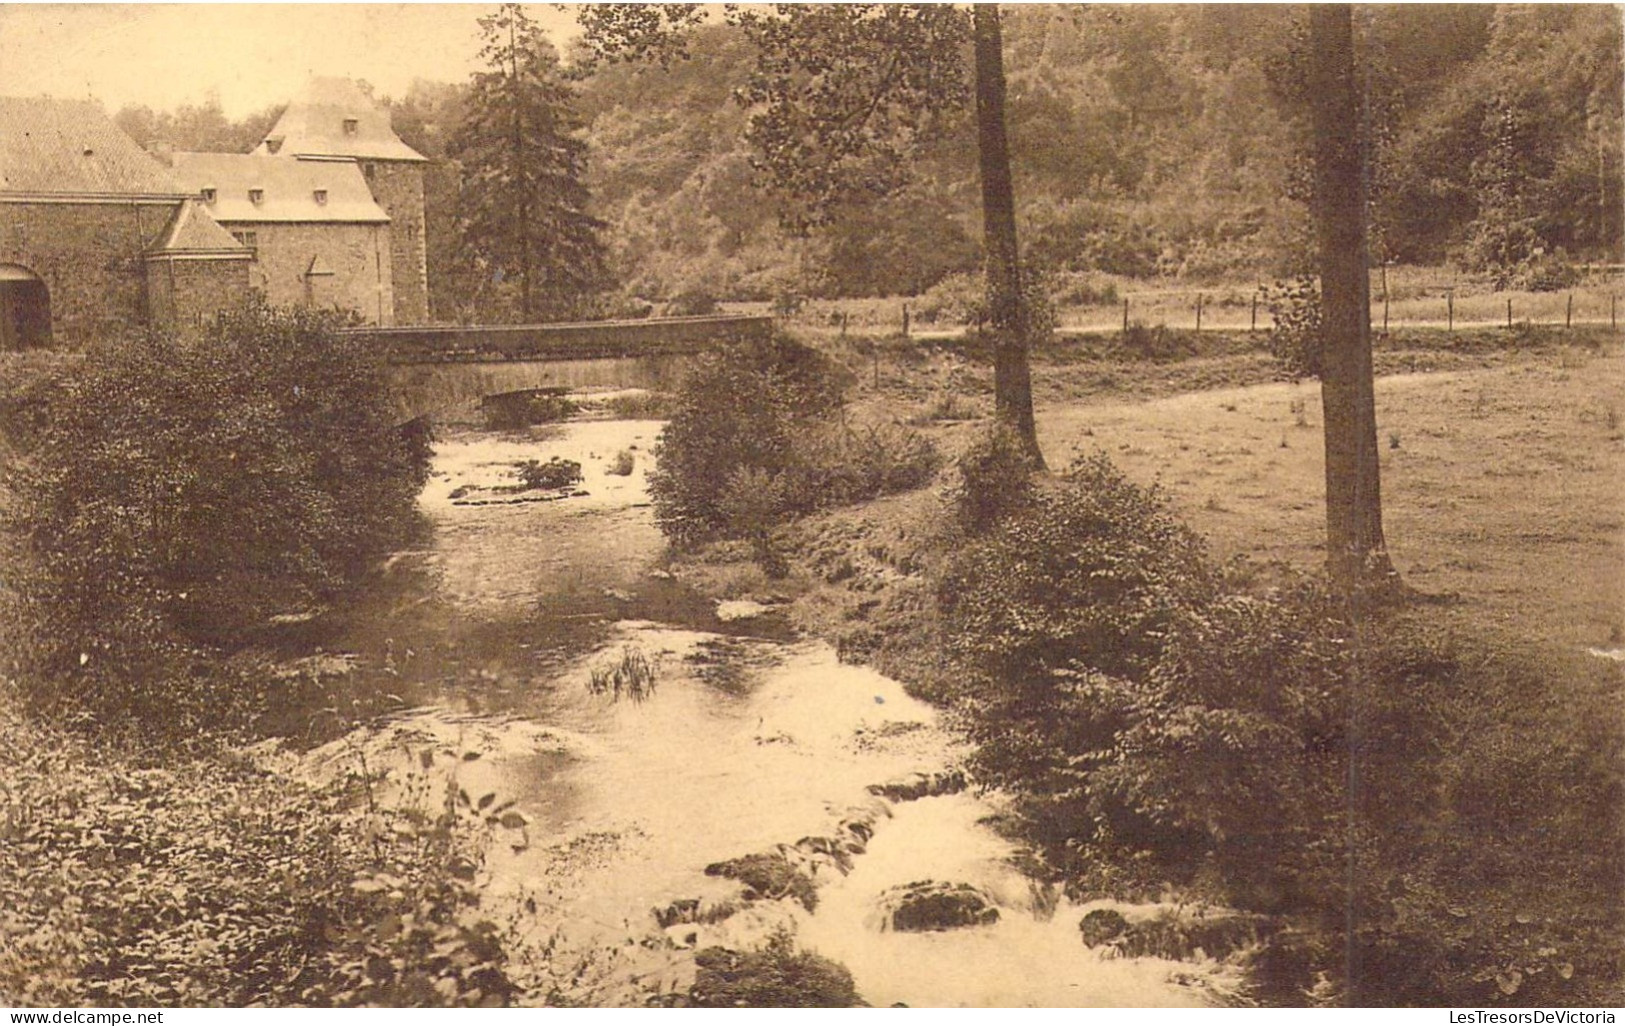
[{"xmin": 0, "ymin": 265, "xmax": 51, "ymax": 350}]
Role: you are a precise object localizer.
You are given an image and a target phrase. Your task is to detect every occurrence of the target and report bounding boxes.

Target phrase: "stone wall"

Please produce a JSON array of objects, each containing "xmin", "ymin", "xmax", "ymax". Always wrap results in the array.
[
  {"xmin": 0, "ymin": 199, "xmax": 176, "ymax": 346},
  {"xmin": 228, "ymin": 221, "xmax": 394, "ymax": 325},
  {"xmin": 145, "ymin": 257, "xmax": 252, "ymax": 339},
  {"xmin": 385, "ymin": 352, "xmax": 695, "ymax": 422},
  {"xmin": 360, "ymin": 160, "xmax": 427, "ymax": 325}
]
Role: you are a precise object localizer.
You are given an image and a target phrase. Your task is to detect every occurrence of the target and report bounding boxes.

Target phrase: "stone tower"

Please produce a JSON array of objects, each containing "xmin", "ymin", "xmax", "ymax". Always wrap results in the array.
[{"xmin": 256, "ymin": 78, "xmax": 429, "ymax": 324}]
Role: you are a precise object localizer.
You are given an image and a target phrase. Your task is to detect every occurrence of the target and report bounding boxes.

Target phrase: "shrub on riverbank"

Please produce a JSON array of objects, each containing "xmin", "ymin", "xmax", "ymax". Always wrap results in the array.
[
  {"xmin": 684, "ymin": 932, "xmax": 860, "ymax": 1008},
  {"xmin": 0, "ymin": 689, "xmax": 514, "ymax": 1006},
  {"xmin": 648, "ymin": 336, "xmax": 938, "ymax": 550},
  {"xmin": 934, "ymin": 448, "xmax": 1624, "ymax": 1004},
  {"xmin": 2, "ymin": 303, "xmax": 430, "ymax": 738}
]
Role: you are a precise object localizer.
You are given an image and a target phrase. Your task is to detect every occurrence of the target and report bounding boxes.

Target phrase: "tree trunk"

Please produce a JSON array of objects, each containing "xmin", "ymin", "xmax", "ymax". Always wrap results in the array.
[
  {"xmin": 511, "ymin": 14, "xmax": 533, "ymax": 321},
  {"xmin": 972, "ymin": 5, "xmax": 1044, "ymax": 469},
  {"xmin": 1309, "ymin": 5, "xmax": 1394, "ymax": 588}
]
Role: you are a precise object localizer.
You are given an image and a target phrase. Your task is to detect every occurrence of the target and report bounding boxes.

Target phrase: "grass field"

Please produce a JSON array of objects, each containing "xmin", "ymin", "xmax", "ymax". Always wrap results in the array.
[
  {"xmin": 733, "ymin": 327, "xmax": 1623, "ymax": 1004},
  {"xmin": 1034, "ymin": 343, "xmax": 1624, "ymax": 651}
]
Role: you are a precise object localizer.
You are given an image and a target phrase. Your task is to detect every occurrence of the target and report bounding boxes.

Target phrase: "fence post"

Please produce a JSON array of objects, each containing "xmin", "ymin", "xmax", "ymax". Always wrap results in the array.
[
  {"xmin": 1380, "ymin": 261, "xmax": 1390, "ymax": 334},
  {"xmin": 840, "ymin": 311, "xmax": 848, "ymax": 338},
  {"xmin": 1251, "ymin": 293, "xmax": 1258, "ymax": 331},
  {"xmin": 1195, "ymin": 293, "xmax": 1203, "ymax": 333},
  {"xmin": 1567, "ymin": 293, "xmax": 1573, "ymax": 329},
  {"xmin": 1123, "ymin": 296, "xmax": 1130, "ymax": 333},
  {"xmin": 1447, "ymin": 290, "xmax": 1454, "ymax": 333},
  {"xmin": 901, "ymin": 304, "xmax": 910, "ymax": 339},
  {"xmin": 1613, "ymin": 294, "xmax": 1618, "ymax": 331},
  {"xmin": 1506, "ymin": 297, "xmax": 1513, "ymax": 329}
]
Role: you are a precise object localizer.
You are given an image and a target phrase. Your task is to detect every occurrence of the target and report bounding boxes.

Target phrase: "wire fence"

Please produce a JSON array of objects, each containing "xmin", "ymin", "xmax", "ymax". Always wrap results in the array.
[{"xmin": 1050, "ymin": 287, "xmax": 1624, "ymax": 335}]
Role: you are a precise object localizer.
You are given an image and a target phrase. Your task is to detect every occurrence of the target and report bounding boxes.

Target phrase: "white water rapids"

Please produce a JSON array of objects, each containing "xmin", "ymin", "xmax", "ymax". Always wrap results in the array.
[{"xmin": 271, "ymin": 412, "xmax": 1238, "ymax": 1007}]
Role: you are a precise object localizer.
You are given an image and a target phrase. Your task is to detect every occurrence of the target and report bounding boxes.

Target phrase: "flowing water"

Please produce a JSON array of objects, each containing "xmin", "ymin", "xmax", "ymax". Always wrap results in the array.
[{"xmin": 275, "ymin": 408, "xmax": 1236, "ymax": 1007}]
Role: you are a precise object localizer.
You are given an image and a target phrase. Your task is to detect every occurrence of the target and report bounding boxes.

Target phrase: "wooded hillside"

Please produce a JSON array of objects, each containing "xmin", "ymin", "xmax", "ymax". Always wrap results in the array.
[{"xmin": 117, "ymin": 5, "xmax": 1624, "ymax": 316}]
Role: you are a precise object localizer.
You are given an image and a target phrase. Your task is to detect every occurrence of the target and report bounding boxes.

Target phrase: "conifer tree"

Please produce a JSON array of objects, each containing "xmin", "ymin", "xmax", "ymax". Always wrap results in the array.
[{"xmin": 451, "ymin": 3, "xmax": 608, "ymax": 321}]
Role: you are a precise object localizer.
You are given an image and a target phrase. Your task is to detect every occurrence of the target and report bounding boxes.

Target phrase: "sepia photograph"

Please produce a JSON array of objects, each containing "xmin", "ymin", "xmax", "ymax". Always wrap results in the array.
[{"xmin": 0, "ymin": 2, "xmax": 1621, "ymax": 1010}]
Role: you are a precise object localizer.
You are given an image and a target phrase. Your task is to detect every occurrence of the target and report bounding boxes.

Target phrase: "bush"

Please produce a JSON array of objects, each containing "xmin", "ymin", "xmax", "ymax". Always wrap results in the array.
[
  {"xmin": 1088, "ymin": 581, "xmax": 1353, "ymax": 906},
  {"xmin": 1331, "ymin": 625, "xmax": 1625, "ymax": 1006},
  {"xmin": 1051, "ymin": 272, "xmax": 1120, "ymax": 308},
  {"xmin": 718, "ymin": 467, "xmax": 790, "ymax": 576},
  {"xmin": 603, "ymin": 391, "xmax": 674, "ymax": 421},
  {"xmin": 1120, "ymin": 322, "xmax": 1199, "ymax": 363},
  {"xmin": 4, "ymin": 303, "xmax": 430, "ymax": 735},
  {"xmin": 0, "ymin": 699, "xmax": 515, "ymax": 1006},
  {"xmin": 941, "ymin": 454, "xmax": 1220, "ymax": 855},
  {"xmin": 482, "ymin": 389, "xmax": 578, "ymax": 430},
  {"xmin": 684, "ymin": 932, "xmax": 860, "ymax": 1008},
  {"xmin": 952, "ymin": 422, "xmax": 1037, "ymax": 534},
  {"xmin": 940, "ymin": 451, "xmax": 1625, "ymax": 1003},
  {"xmin": 515, "ymin": 457, "xmax": 583, "ymax": 491},
  {"xmin": 782, "ymin": 420, "xmax": 941, "ymax": 513},
  {"xmin": 913, "ymin": 271, "xmax": 987, "ymax": 327},
  {"xmin": 665, "ymin": 289, "xmax": 720, "ymax": 317},
  {"xmin": 649, "ymin": 337, "xmax": 936, "ymax": 551},
  {"xmin": 648, "ymin": 337, "xmax": 843, "ymax": 546},
  {"xmin": 1261, "ymin": 276, "xmax": 1323, "ymax": 378}
]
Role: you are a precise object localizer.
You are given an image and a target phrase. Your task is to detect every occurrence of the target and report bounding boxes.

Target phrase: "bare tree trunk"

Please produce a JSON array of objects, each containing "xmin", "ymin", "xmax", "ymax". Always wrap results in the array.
[
  {"xmin": 511, "ymin": 14, "xmax": 533, "ymax": 321},
  {"xmin": 973, "ymin": 5, "xmax": 1044, "ymax": 469},
  {"xmin": 1309, "ymin": 5, "xmax": 1395, "ymax": 588}
]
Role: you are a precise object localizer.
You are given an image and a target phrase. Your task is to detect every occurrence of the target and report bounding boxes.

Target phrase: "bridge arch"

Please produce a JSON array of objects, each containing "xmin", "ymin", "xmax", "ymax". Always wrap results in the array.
[{"xmin": 0, "ymin": 264, "xmax": 51, "ymax": 350}]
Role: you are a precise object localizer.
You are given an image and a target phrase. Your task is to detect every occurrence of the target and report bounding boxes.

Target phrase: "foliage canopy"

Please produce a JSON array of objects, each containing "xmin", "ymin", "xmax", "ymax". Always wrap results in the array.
[{"xmin": 450, "ymin": 3, "xmax": 610, "ymax": 321}]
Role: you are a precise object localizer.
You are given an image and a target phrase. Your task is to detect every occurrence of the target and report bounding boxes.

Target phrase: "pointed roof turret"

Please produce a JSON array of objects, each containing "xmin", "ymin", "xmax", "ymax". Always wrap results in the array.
[
  {"xmin": 254, "ymin": 77, "xmax": 426, "ymax": 163},
  {"xmin": 145, "ymin": 199, "xmax": 252, "ymax": 260}
]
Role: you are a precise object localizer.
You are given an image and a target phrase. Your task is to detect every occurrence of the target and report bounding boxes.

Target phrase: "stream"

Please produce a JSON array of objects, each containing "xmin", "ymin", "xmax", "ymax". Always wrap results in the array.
[{"xmin": 266, "ymin": 405, "xmax": 1239, "ymax": 1007}]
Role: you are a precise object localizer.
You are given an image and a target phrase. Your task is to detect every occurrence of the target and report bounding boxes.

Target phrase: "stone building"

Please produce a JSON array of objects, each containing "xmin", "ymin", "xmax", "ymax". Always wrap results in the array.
[
  {"xmin": 168, "ymin": 152, "xmax": 395, "ymax": 324},
  {"xmin": 255, "ymin": 78, "xmax": 429, "ymax": 324},
  {"xmin": 0, "ymin": 96, "xmax": 250, "ymax": 348},
  {"xmin": 0, "ymin": 80, "xmax": 433, "ymax": 348}
]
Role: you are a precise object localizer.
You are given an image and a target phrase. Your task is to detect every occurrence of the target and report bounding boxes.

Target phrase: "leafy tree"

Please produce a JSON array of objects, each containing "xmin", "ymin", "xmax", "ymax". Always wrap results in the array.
[
  {"xmin": 113, "ymin": 98, "xmax": 285, "ymax": 154},
  {"xmin": 6, "ymin": 302, "xmax": 429, "ymax": 730},
  {"xmin": 450, "ymin": 3, "xmax": 609, "ymax": 321},
  {"xmin": 1307, "ymin": 5, "xmax": 1394, "ymax": 589},
  {"xmin": 582, "ymin": 3, "xmax": 1045, "ymax": 465}
]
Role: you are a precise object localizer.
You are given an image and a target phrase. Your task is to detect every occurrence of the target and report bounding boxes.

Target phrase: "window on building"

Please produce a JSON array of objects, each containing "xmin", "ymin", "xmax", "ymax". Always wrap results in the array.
[
  {"xmin": 248, "ymin": 189, "xmax": 264, "ymax": 205},
  {"xmin": 313, "ymin": 189, "xmax": 328, "ymax": 205},
  {"xmin": 231, "ymin": 230, "xmax": 259, "ymax": 255},
  {"xmin": 201, "ymin": 187, "xmax": 216, "ymax": 204},
  {"xmin": 343, "ymin": 118, "xmax": 359, "ymax": 136},
  {"xmin": 265, "ymin": 137, "xmax": 283, "ymax": 155}
]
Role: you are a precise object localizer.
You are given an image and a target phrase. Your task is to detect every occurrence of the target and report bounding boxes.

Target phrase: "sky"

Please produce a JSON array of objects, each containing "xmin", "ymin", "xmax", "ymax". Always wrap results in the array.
[{"xmin": 0, "ymin": 4, "xmax": 585, "ymax": 117}]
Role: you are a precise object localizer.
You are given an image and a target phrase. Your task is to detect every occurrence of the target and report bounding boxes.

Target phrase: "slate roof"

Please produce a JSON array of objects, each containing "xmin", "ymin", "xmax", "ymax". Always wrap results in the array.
[
  {"xmin": 169, "ymin": 152, "xmax": 390, "ymax": 223},
  {"xmin": 254, "ymin": 77, "xmax": 427, "ymax": 163},
  {"xmin": 147, "ymin": 199, "xmax": 252, "ymax": 258},
  {"xmin": 0, "ymin": 95, "xmax": 185, "ymax": 196}
]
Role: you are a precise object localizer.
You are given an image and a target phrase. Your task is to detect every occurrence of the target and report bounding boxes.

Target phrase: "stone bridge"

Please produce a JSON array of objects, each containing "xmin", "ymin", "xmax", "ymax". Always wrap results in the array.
[{"xmin": 345, "ymin": 314, "xmax": 774, "ymax": 422}]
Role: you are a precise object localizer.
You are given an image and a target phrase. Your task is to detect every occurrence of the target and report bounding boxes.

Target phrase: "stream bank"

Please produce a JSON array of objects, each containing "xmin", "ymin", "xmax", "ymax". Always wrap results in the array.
[{"xmin": 258, "ymin": 402, "xmax": 1248, "ymax": 1007}]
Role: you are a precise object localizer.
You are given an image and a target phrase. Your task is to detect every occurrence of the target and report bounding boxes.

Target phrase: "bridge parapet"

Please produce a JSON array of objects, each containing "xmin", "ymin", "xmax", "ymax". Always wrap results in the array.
[{"xmin": 346, "ymin": 314, "xmax": 774, "ymax": 365}]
